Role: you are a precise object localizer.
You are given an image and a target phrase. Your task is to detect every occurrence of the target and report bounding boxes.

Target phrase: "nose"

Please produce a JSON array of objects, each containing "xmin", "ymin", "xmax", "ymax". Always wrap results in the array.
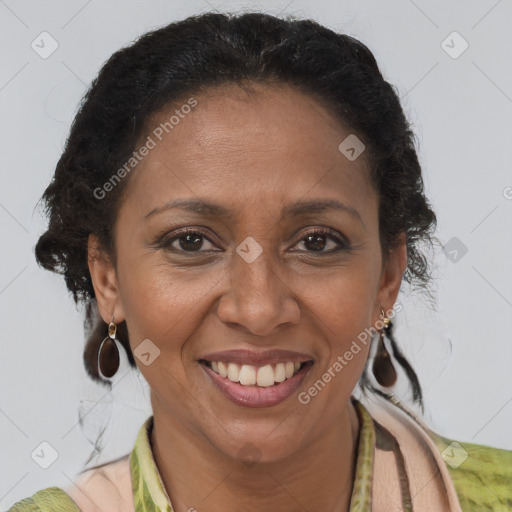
[{"xmin": 217, "ymin": 246, "xmax": 301, "ymax": 337}]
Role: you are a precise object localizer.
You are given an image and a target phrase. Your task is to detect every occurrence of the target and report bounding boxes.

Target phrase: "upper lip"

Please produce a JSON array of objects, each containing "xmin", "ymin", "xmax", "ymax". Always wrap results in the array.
[{"xmin": 199, "ymin": 349, "xmax": 314, "ymax": 366}]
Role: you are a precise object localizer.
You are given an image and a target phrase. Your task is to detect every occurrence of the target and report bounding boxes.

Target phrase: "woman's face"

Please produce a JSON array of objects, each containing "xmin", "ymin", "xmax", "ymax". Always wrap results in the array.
[{"xmin": 90, "ymin": 83, "xmax": 406, "ymax": 462}]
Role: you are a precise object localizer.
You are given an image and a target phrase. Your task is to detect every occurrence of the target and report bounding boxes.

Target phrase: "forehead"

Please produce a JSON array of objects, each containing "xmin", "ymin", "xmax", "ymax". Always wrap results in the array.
[{"xmin": 123, "ymin": 83, "xmax": 375, "ymax": 218}]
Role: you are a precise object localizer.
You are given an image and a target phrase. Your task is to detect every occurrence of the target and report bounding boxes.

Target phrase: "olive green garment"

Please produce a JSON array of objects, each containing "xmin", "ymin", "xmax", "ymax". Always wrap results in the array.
[
  {"xmin": 6, "ymin": 487, "xmax": 81, "ymax": 512},
  {"xmin": 428, "ymin": 430, "xmax": 512, "ymax": 512},
  {"xmin": 7, "ymin": 399, "xmax": 512, "ymax": 511}
]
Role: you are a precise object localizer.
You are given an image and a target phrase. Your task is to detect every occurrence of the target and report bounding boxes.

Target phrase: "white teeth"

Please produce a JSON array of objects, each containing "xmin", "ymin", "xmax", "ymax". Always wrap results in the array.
[
  {"xmin": 217, "ymin": 361, "xmax": 228, "ymax": 378},
  {"xmin": 239, "ymin": 364, "xmax": 257, "ymax": 385},
  {"xmin": 256, "ymin": 364, "xmax": 275, "ymax": 387},
  {"xmin": 274, "ymin": 363, "xmax": 286, "ymax": 382},
  {"xmin": 207, "ymin": 360, "xmax": 306, "ymax": 387},
  {"xmin": 227, "ymin": 362, "xmax": 240, "ymax": 383}
]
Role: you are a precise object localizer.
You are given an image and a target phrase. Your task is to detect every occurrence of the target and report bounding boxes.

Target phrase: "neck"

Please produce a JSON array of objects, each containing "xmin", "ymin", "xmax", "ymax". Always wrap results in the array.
[{"xmin": 149, "ymin": 396, "xmax": 360, "ymax": 512}]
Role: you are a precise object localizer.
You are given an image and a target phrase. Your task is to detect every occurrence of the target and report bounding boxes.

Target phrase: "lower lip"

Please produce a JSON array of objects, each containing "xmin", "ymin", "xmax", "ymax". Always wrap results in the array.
[{"xmin": 200, "ymin": 362, "xmax": 313, "ymax": 408}]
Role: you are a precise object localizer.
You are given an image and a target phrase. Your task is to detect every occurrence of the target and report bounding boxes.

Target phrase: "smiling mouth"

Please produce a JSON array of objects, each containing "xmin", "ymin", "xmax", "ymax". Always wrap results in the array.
[{"xmin": 198, "ymin": 359, "xmax": 314, "ymax": 387}]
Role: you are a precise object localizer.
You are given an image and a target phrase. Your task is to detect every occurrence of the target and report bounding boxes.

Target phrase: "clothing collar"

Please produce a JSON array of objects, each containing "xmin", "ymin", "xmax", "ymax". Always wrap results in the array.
[
  {"xmin": 128, "ymin": 398, "xmax": 375, "ymax": 512},
  {"xmin": 129, "ymin": 415, "xmax": 174, "ymax": 512}
]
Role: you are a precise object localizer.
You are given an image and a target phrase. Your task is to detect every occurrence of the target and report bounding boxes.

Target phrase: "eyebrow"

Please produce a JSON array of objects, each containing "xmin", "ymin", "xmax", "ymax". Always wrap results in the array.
[{"xmin": 144, "ymin": 198, "xmax": 363, "ymax": 225}]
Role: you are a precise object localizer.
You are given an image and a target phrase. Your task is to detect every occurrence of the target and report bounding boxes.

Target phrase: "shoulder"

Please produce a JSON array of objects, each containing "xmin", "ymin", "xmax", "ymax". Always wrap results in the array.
[
  {"xmin": 7, "ymin": 454, "xmax": 134, "ymax": 512},
  {"xmin": 7, "ymin": 486, "xmax": 81, "ymax": 511},
  {"xmin": 357, "ymin": 394, "xmax": 511, "ymax": 512},
  {"xmin": 63, "ymin": 453, "xmax": 134, "ymax": 512},
  {"xmin": 427, "ymin": 430, "xmax": 512, "ymax": 511}
]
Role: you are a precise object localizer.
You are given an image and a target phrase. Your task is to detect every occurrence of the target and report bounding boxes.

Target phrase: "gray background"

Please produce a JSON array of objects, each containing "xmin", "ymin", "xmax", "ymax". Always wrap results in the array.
[{"xmin": 1, "ymin": 0, "xmax": 511, "ymax": 508}]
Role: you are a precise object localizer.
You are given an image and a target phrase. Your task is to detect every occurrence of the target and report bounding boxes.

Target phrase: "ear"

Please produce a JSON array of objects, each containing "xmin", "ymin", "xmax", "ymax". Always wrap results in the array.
[
  {"xmin": 88, "ymin": 234, "xmax": 125, "ymax": 324},
  {"xmin": 375, "ymin": 232, "xmax": 407, "ymax": 316}
]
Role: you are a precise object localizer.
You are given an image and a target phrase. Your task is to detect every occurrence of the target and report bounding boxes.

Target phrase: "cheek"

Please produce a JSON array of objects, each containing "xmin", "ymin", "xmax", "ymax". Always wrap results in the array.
[
  {"xmin": 323, "ymin": 297, "xmax": 373, "ymax": 383},
  {"xmin": 307, "ymin": 256, "xmax": 381, "ymax": 333},
  {"xmin": 115, "ymin": 259, "xmax": 218, "ymax": 404},
  {"xmin": 115, "ymin": 255, "xmax": 219, "ymax": 348},
  {"xmin": 302, "ymin": 254, "xmax": 380, "ymax": 382},
  {"xmin": 300, "ymin": 295, "xmax": 373, "ymax": 413}
]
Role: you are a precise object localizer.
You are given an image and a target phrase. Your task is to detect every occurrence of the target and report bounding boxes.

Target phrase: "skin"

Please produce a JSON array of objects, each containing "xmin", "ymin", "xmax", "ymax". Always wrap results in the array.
[{"xmin": 89, "ymin": 83, "xmax": 407, "ymax": 512}]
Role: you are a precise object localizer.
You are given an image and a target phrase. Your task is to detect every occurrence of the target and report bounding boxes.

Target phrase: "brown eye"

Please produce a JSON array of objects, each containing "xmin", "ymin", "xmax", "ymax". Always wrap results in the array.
[
  {"xmin": 303, "ymin": 233, "xmax": 328, "ymax": 251},
  {"xmin": 293, "ymin": 228, "xmax": 349, "ymax": 253},
  {"xmin": 158, "ymin": 228, "xmax": 219, "ymax": 253},
  {"xmin": 176, "ymin": 233, "xmax": 205, "ymax": 251}
]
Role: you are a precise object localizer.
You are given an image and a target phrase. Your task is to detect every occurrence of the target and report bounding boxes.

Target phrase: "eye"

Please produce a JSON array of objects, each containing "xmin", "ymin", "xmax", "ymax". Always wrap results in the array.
[
  {"xmin": 292, "ymin": 228, "xmax": 349, "ymax": 253},
  {"xmin": 154, "ymin": 226, "xmax": 349, "ymax": 255},
  {"xmin": 158, "ymin": 228, "xmax": 219, "ymax": 253}
]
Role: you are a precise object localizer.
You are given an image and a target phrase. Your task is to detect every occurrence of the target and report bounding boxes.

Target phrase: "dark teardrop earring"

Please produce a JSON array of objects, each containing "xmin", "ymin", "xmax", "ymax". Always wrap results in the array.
[
  {"xmin": 98, "ymin": 318, "xmax": 120, "ymax": 380},
  {"xmin": 372, "ymin": 311, "xmax": 397, "ymax": 387}
]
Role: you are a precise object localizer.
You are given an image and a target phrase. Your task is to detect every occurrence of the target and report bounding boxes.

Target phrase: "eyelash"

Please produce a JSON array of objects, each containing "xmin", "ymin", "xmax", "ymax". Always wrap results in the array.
[{"xmin": 155, "ymin": 226, "xmax": 350, "ymax": 255}]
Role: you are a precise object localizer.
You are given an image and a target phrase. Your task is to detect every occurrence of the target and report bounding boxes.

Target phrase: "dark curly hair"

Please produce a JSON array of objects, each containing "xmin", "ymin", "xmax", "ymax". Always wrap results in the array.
[{"xmin": 35, "ymin": 11, "xmax": 437, "ymax": 410}]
